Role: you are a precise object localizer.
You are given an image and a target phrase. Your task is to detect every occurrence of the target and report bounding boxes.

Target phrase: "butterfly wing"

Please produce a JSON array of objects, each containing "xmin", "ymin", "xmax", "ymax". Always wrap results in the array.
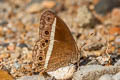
[
  {"xmin": 46, "ymin": 12, "xmax": 79, "ymax": 72},
  {"xmin": 32, "ymin": 10, "xmax": 55, "ymax": 72},
  {"xmin": 32, "ymin": 10, "xmax": 79, "ymax": 72}
]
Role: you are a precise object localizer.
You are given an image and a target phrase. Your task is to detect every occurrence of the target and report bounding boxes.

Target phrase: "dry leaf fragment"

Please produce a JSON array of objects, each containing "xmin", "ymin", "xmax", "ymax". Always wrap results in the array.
[{"xmin": 0, "ymin": 70, "xmax": 14, "ymax": 80}]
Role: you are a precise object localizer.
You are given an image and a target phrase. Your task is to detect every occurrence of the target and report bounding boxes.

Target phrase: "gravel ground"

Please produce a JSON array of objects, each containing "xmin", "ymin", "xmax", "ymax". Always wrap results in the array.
[{"xmin": 0, "ymin": 0, "xmax": 120, "ymax": 80}]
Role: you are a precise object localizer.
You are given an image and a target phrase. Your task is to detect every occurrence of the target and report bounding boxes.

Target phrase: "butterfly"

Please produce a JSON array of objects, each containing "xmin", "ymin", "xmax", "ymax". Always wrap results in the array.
[{"xmin": 32, "ymin": 10, "xmax": 80, "ymax": 79}]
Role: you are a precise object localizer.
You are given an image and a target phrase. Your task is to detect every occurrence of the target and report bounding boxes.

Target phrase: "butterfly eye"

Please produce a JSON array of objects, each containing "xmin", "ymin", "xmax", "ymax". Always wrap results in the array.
[{"xmin": 45, "ymin": 31, "xmax": 49, "ymax": 35}]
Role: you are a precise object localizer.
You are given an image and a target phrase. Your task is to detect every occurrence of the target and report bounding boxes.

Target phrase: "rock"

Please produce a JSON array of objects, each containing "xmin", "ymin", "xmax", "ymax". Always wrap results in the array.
[
  {"xmin": 94, "ymin": 0, "xmax": 120, "ymax": 15},
  {"xmin": 0, "ymin": 53, "xmax": 10, "ymax": 59},
  {"xmin": 75, "ymin": 5, "xmax": 93, "ymax": 27},
  {"xmin": 73, "ymin": 65, "xmax": 120, "ymax": 80},
  {"xmin": 13, "ymin": 61, "xmax": 21, "ymax": 69},
  {"xmin": 40, "ymin": 1, "xmax": 56, "ymax": 9},
  {"xmin": 7, "ymin": 43, "xmax": 15, "ymax": 51},
  {"xmin": 109, "ymin": 27, "xmax": 120, "ymax": 35},
  {"xmin": 113, "ymin": 72, "xmax": 120, "ymax": 80},
  {"xmin": 98, "ymin": 72, "xmax": 120, "ymax": 80},
  {"xmin": 26, "ymin": 3, "xmax": 43, "ymax": 13},
  {"xmin": 0, "ymin": 20, "xmax": 8, "ymax": 26},
  {"xmin": 98, "ymin": 74, "xmax": 113, "ymax": 80},
  {"xmin": 11, "ymin": 48, "xmax": 21, "ymax": 59},
  {"xmin": 26, "ymin": 1, "xmax": 56, "ymax": 13},
  {"xmin": 110, "ymin": 8, "xmax": 120, "ymax": 26},
  {"xmin": 16, "ymin": 75, "xmax": 40, "ymax": 80},
  {"xmin": 17, "ymin": 43, "xmax": 28, "ymax": 48},
  {"xmin": 114, "ymin": 60, "xmax": 120, "ymax": 66},
  {"xmin": 48, "ymin": 64, "xmax": 76, "ymax": 80},
  {"xmin": 0, "ymin": 43, "xmax": 9, "ymax": 47}
]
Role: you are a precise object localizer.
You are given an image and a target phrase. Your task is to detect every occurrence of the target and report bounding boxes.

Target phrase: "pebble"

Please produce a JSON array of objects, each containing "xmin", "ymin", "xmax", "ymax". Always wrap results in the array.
[
  {"xmin": 0, "ymin": 20, "xmax": 8, "ymax": 26},
  {"xmin": 94, "ymin": 0, "xmax": 120, "ymax": 15},
  {"xmin": 98, "ymin": 72, "xmax": 120, "ymax": 80},
  {"xmin": 114, "ymin": 60, "xmax": 120, "ymax": 66},
  {"xmin": 0, "ymin": 53, "xmax": 10, "ymax": 59},
  {"xmin": 17, "ymin": 43, "xmax": 28, "ymax": 48},
  {"xmin": 109, "ymin": 35, "xmax": 115, "ymax": 41},
  {"xmin": 0, "ymin": 42, "xmax": 9, "ymax": 47},
  {"xmin": 13, "ymin": 61, "xmax": 21, "ymax": 69},
  {"xmin": 22, "ymin": 47, "xmax": 29, "ymax": 54},
  {"xmin": 73, "ymin": 65, "xmax": 120, "ymax": 80},
  {"xmin": 26, "ymin": 51, "xmax": 32, "ymax": 61},
  {"xmin": 41, "ymin": 1, "xmax": 56, "ymax": 9},
  {"xmin": 7, "ymin": 43, "xmax": 15, "ymax": 51},
  {"xmin": 115, "ymin": 38, "xmax": 120, "ymax": 43},
  {"xmin": 111, "ymin": 8, "xmax": 120, "ymax": 26},
  {"xmin": 26, "ymin": 3, "xmax": 43, "ymax": 13},
  {"xmin": 113, "ymin": 72, "xmax": 120, "ymax": 80},
  {"xmin": 75, "ymin": 5, "xmax": 92, "ymax": 27},
  {"xmin": 11, "ymin": 50, "xmax": 21, "ymax": 59},
  {"xmin": 97, "ymin": 56, "xmax": 110, "ymax": 65},
  {"xmin": 109, "ymin": 27, "xmax": 120, "ymax": 35},
  {"xmin": 16, "ymin": 75, "xmax": 40, "ymax": 80},
  {"xmin": 99, "ymin": 74, "xmax": 113, "ymax": 80}
]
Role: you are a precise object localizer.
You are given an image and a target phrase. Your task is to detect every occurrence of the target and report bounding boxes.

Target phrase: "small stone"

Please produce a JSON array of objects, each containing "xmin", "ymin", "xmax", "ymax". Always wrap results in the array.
[
  {"xmin": 7, "ymin": 43, "xmax": 15, "ymax": 51},
  {"xmin": 114, "ymin": 60, "xmax": 120, "ymax": 66},
  {"xmin": 41, "ymin": 1, "xmax": 56, "ymax": 9},
  {"xmin": 16, "ymin": 75, "xmax": 40, "ymax": 80},
  {"xmin": 108, "ymin": 46, "xmax": 115, "ymax": 54},
  {"xmin": 111, "ymin": 8, "xmax": 120, "ymax": 26},
  {"xmin": 98, "ymin": 74, "xmax": 113, "ymax": 80},
  {"xmin": 75, "ymin": 5, "xmax": 93, "ymax": 27},
  {"xmin": 26, "ymin": 1, "xmax": 56, "ymax": 13},
  {"xmin": 73, "ymin": 65, "xmax": 120, "ymax": 80},
  {"xmin": 26, "ymin": 51, "xmax": 32, "ymax": 61},
  {"xmin": 26, "ymin": 3, "xmax": 43, "ymax": 13},
  {"xmin": 97, "ymin": 56, "xmax": 110, "ymax": 65},
  {"xmin": 109, "ymin": 35, "xmax": 115, "ymax": 41},
  {"xmin": 13, "ymin": 61, "xmax": 21, "ymax": 69},
  {"xmin": 11, "ymin": 47, "xmax": 21, "ymax": 59},
  {"xmin": 115, "ymin": 38, "xmax": 120, "ymax": 43},
  {"xmin": 109, "ymin": 27, "xmax": 120, "ymax": 35},
  {"xmin": 94, "ymin": 0, "xmax": 120, "ymax": 15},
  {"xmin": 0, "ymin": 43, "xmax": 9, "ymax": 47},
  {"xmin": 0, "ymin": 20, "xmax": 8, "ymax": 26},
  {"xmin": 17, "ymin": 43, "xmax": 28, "ymax": 48},
  {"xmin": 0, "ymin": 53, "xmax": 10, "ymax": 59},
  {"xmin": 48, "ymin": 64, "xmax": 76, "ymax": 80},
  {"xmin": 93, "ymin": 51, "xmax": 102, "ymax": 56},
  {"xmin": 22, "ymin": 47, "xmax": 29, "ymax": 54},
  {"xmin": 113, "ymin": 72, "xmax": 120, "ymax": 80},
  {"xmin": 16, "ymin": 21, "xmax": 25, "ymax": 31}
]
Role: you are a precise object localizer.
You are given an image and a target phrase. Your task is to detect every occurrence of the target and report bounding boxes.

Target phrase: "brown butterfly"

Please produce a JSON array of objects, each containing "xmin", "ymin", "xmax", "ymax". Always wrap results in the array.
[{"xmin": 32, "ymin": 10, "xmax": 80, "ymax": 79}]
